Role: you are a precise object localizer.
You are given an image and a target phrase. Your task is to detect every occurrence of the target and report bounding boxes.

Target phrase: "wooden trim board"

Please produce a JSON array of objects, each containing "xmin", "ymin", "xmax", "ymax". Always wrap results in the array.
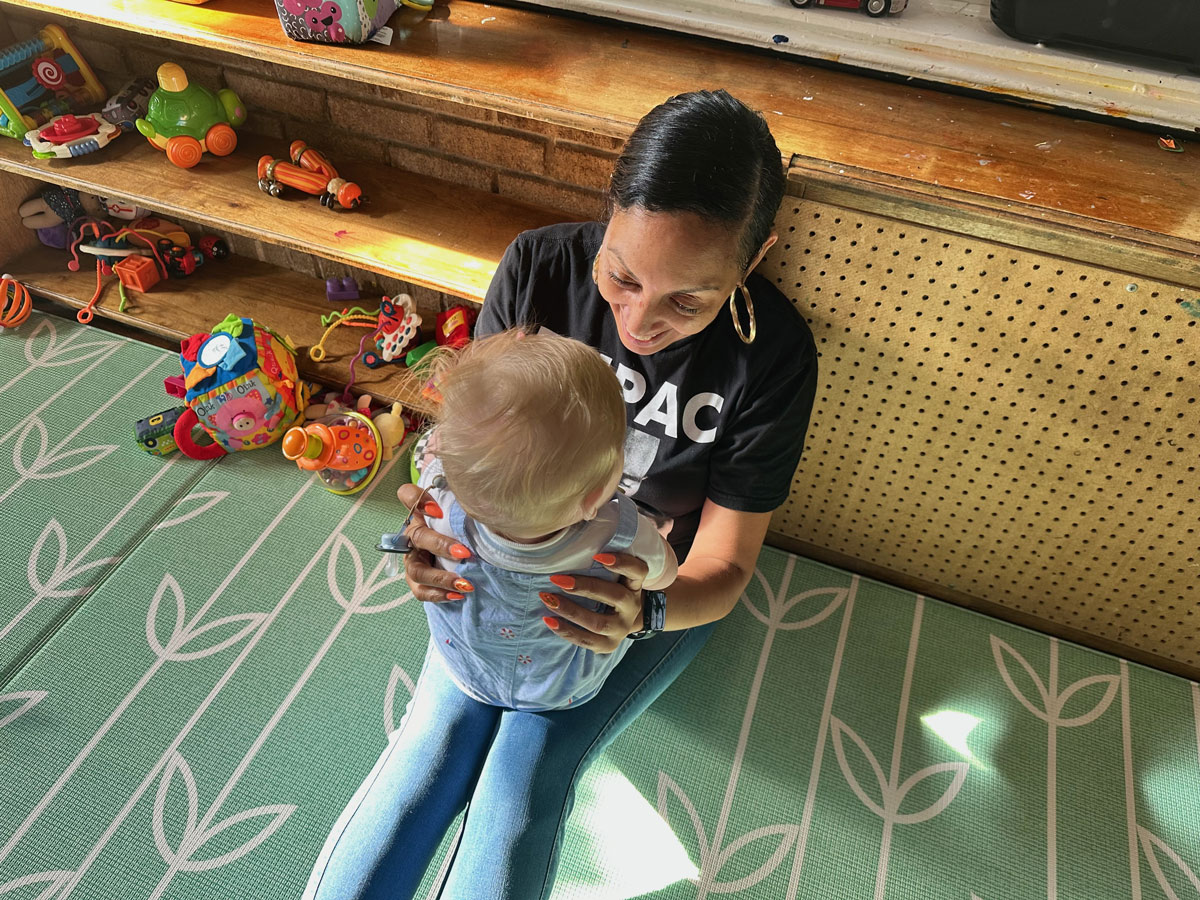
[{"xmin": 4, "ymin": 0, "xmax": 1200, "ymax": 254}]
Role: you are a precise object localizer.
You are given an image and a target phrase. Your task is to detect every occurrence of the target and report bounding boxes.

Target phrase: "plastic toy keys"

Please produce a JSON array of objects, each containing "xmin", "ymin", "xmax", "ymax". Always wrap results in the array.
[
  {"xmin": 282, "ymin": 410, "xmax": 382, "ymax": 495},
  {"xmin": 257, "ymin": 140, "xmax": 363, "ymax": 210},
  {"xmin": 136, "ymin": 63, "xmax": 246, "ymax": 168},
  {"xmin": 135, "ymin": 406, "xmax": 186, "ymax": 455},
  {"xmin": 0, "ymin": 24, "xmax": 107, "ymax": 141},
  {"xmin": 0, "ymin": 274, "xmax": 33, "ymax": 329},
  {"xmin": 24, "ymin": 112, "xmax": 121, "ymax": 158}
]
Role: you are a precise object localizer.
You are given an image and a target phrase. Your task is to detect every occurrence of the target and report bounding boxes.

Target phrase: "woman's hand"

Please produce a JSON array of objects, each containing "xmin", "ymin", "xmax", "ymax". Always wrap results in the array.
[
  {"xmin": 396, "ymin": 482, "xmax": 474, "ymax": 603},
  {"xmin": 539, "ymin": 552, "xmax": 648, "ymax": 653}
]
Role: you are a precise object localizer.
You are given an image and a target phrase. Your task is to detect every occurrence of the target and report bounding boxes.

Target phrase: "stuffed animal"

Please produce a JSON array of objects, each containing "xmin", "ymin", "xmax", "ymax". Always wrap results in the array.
[{"xmin": 372, "ymin": 402, "xmax": 407, "ymax": 460}]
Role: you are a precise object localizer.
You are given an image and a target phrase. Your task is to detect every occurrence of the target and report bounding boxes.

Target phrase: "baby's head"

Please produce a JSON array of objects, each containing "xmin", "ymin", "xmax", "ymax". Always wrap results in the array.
[{"xmin": 427, "ymin": 329, "xmax": 626, "ymax": 540}]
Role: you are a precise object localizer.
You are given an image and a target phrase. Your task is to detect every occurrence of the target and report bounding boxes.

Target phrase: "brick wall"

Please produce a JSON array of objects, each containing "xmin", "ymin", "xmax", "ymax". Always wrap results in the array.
[{"xmin": 8, "ymin": 11, "xmax": 624, "ymax": 311}]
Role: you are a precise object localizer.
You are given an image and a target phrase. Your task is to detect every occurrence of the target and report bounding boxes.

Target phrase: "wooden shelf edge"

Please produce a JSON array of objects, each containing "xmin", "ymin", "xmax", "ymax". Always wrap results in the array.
[
  {"xmin": 787, "ymin": 170, "xmax": 1200, "ymax": 291},
  {"xmin": 0, "ymin": 134, "xmax": 566, "ymax": 305},
  {"xmin": 7, "ymin": 244, "xmax": 437, "ymax": 415}
]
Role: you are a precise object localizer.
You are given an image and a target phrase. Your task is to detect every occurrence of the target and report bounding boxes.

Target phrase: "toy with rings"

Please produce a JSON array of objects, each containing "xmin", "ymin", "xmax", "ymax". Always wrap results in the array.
[
  {"xmin": 1, "ymin": 274, "xmax": 33, "ymax": 329},
  {"xmin": 24, "ymin": 112, "xmax": 121, "ymax": 158},
  {"xmin": 282, "ymin": 410, "xmax": 382, "ymax": 495},
  {"xmin": 258, "ymin": 140, "xmax": 364, "ymax": 210}
]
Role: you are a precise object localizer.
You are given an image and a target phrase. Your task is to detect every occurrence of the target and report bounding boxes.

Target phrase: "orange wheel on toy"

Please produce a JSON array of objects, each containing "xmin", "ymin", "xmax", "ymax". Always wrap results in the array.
[
  {"xmin": 166, "ymin": 135, "xmax": 204, "ymax": 168},
  {"xmin": 205, "ymin": 123, "xmax": 237, "ymax": 157}
]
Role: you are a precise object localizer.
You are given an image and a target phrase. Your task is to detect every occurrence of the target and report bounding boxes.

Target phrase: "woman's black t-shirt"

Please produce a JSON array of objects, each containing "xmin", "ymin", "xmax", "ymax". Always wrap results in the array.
[{"xmin": 476, "ymin": 222, "xmax": 818, "ymax": 556}]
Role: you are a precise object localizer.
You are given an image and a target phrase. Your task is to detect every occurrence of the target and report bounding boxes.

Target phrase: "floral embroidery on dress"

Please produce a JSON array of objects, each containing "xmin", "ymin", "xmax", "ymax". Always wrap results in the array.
[
  {"xmin": 499, "ymin": 627, "xmax": 515, "ymax": 639},
  {"xmin": 517, "ymin": 654, "xmax": 532, "ymax": 665}
]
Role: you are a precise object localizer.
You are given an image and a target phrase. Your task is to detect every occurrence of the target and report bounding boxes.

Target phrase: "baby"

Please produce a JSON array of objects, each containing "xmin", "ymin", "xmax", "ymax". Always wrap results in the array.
[{"xmin": 411, "ymin": 329, "xmax": 677, "ymax": 711}]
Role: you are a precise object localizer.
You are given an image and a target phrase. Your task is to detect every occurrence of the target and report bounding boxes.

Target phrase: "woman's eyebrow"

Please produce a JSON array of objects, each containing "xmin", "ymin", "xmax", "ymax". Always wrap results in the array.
[{"xmin": 607, "ymin": 246, "xmax": 722, "ymax": 294}]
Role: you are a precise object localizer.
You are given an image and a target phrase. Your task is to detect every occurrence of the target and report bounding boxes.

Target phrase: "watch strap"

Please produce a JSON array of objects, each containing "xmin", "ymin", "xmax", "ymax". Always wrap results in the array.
[{"xmin": 629, "ymin": 588, "xmax": 667, "ymax": 639}]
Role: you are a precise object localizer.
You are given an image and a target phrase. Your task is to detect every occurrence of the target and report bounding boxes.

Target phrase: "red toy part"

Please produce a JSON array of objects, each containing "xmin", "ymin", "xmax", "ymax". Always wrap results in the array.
[
  {"xmin": 114, "ymin": 254, "xmax": 161, "ymax": 292},
  {"xmin": 38, "ymin": 113, "xmax": 100, "ymax": 143},
  {"xmin": 164, "ymin": 374, "xmax": 186, "ymax": 398},
  {"xmin": 172, "ymin": 407, "xmax": 227, "ymax": 459},
  {"xmin": 436, "ymin": 305, "xmax": 475, "ymax": 348}
]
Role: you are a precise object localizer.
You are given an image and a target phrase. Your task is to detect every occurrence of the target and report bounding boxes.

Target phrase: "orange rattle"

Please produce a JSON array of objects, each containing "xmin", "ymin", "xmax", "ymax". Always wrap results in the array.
[{"xmin": 0, "ymin": 275, "xmax": 33, "ymax": 329}]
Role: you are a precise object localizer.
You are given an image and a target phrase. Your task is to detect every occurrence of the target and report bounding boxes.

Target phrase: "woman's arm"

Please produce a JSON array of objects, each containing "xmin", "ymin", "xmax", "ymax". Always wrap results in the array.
[
  {"xmin": 540, "ymin": 500, "xmax": 772, "ymax": 649},
  {"xmin": 660, "ymin": 500, "xmax": 771, "ymax": 630}
]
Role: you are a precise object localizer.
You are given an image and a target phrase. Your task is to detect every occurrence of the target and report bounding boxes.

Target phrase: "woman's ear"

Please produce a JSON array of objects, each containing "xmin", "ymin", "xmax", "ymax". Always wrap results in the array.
[{"xmin": 744, "ymin": 232, "xmax": 778, "ymax": 278}]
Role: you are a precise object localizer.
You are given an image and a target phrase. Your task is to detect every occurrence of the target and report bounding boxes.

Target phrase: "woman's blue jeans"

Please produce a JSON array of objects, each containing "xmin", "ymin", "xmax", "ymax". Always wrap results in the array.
[{"xmin": 303, "ymin": 622, "xmax": 716, "ymax": 900}]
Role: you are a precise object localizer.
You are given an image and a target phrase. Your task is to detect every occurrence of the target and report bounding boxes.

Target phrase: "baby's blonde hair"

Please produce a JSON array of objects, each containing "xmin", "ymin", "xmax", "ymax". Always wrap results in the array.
[{"xmin": 424, "ymin": 329, "xmax": 626, "ymax": 537}]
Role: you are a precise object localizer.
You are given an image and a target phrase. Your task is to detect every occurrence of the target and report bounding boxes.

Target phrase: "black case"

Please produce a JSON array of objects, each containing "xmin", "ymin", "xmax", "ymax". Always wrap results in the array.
[{"xmin": 990, "ymin": 0, "xmax": 1200, "ymax": 72}]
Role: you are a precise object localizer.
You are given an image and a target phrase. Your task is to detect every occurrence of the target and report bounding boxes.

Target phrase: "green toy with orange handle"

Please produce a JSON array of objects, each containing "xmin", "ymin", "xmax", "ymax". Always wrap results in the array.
[{"xmin": 135, "ymin": 63, "xmax": 245, "ymax": 168}]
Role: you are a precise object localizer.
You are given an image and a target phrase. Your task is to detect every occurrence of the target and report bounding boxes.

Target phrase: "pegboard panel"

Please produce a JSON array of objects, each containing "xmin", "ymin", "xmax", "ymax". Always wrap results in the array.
[{"xmin": 767, "ymin": 199, "xmax": 1200, "ymax": 669}]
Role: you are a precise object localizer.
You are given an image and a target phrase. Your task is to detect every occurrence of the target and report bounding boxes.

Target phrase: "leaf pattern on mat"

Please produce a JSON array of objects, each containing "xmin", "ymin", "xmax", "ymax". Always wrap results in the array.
[
  {"xmin": 0, "ymin": 691, "xmax": 47, "ymax": 731},
  {"xmin": 742, "ymin": 570, "xmax": 845, "ymax": 631},
  {"xmin": 26, "ymin": 520, "xmax": 116, "ymax": 600},
  {"xmin": 20, "ymin": 317, "xmax": 117, "ymax": 370},
  {"xmin": 1140, "ymin": 826, "xmax": 1200, "ymax": 899},
  {"xmin": 707, "ymin": 824, "xmax": 799, "ymax": 894},
  {"xmin": 12, "ymin": 417, "xmax": 117, "ymax": 481},
  {"xmin": 991, "ymin": 637, "xmax": 1119, "ymax": 726},
  {"xmin": 145, "ymin": 574, "xmax": 264, "ymax": 662},
  {"xmin": 657, "ymin": 771, "xmax": 709, "ymax": 870},
  {"xmin": 327, "ymin": 535, "xmax": 409, "ymax": 614},
  {"xmin": 154, "ymin": 492, "xmax": 231, "ymax": 531},
  {"xmin": 0, "ymin": 869, "xmax": 73, "ymax": 898},
  {"xmin": 831, "ymin": 717, "xmax": 968, "ymax": 823},
  {"xmin": 153, "ymin": 750, "xmax": 295, "ymax": 873}
]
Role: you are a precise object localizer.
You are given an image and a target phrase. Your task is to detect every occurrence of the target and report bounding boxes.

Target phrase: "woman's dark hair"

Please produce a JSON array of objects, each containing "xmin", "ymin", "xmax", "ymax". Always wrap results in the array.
[{"xmin": 608, "ymin": 89, "xmax": 786, "ymax": 271}]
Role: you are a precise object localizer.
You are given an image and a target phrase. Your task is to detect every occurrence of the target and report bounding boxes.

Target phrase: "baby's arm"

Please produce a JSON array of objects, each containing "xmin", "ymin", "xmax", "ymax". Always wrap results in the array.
[{"xmin": 629, "ymin": 515, "xmax": 678, "ymax": 591}]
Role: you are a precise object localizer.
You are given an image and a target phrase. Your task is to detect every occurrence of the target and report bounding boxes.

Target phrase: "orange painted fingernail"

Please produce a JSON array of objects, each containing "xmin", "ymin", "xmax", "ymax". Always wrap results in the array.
[
  {"xmin": 539, "ymin": 592, "xmax": 559, "ymax": 609},
  {"xmin": 453, "ymin": 579, "xmax": 474, "ymax": 593},
  {"xmin": 542, "ymin": 616, "xmax": 560, "ymax": 630},
  {"xmin": 549, "ymin": 574, "xmax": 575, "ymax": 590},
  {"xmin": 423, "ymin": 500, "xmax": 444, "ymax": 518},
  {"xmin": 450, "ymin": 544, "xmax": 472, "ymax": 559},
  {"xmin": 446, "ymin": 591, "xmax": 465, "ymax": 601},
  {"xmin": 592, "ymin": 553, "xmax": 616, "ymax": 566}
]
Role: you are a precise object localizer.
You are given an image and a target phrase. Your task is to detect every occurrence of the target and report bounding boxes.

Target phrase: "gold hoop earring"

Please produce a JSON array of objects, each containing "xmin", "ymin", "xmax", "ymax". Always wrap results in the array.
[
  {"xmin": 729, "ymin": 283, "xmax": 756, "ymax": 345},
  {"xmin": 591, "ymin": 255, "xmax": 600, "ymax": 286}
]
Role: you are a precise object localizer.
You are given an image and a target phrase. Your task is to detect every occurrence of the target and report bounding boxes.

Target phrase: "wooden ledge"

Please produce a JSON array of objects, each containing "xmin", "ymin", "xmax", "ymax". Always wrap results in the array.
[
  {"xmin": 11, "ymin": 244, "xmax": 437, "ymax": 413},
  {"xmin": 0, "ymin": 133, "xmax": 565, "ymax": 303},
  {"xmin": 5, "ymin": 0, "xmax": 1200, "ymax": 264}
]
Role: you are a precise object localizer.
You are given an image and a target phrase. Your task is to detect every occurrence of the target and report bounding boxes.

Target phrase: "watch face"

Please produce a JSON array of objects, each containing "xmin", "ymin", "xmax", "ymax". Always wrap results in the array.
[{"xmin": 199, "ymin": 333, "xmax": 232, "ymax": 367}]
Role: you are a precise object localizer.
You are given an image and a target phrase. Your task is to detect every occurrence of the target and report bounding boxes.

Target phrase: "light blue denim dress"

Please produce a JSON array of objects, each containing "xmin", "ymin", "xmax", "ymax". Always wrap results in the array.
[{"xmin": 420, "ymin": 463, "xmax": 639, "ymax": 712}]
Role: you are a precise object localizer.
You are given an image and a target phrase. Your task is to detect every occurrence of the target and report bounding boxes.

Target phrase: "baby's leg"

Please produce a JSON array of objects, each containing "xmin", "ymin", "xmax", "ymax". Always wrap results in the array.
[
  {"xmin": 436, "ymin": 622, "xmax": 717, "ymax": 900},
  {"xmin": 303, "ymin": 646, "xmax": 501, "ymax": 900}
]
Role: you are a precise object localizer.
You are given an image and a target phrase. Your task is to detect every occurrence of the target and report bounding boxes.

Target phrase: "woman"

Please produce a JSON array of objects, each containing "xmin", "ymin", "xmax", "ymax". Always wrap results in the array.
[{"xmin": 304, "ymin": 89, "xmax": 818, "ymax": 900}]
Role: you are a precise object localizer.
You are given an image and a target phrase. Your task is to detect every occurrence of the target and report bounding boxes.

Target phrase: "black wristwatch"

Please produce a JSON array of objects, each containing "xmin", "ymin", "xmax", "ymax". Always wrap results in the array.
[{"xmin": 628, "ymin": 589, "xmax": 667, "ymax": 640}]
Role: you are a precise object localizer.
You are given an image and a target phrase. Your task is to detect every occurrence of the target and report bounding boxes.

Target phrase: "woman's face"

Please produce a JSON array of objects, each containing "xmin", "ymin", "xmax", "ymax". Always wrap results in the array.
[{"xmin": 596, "ymin": 208, "xmax": 748, "ymax": 356}]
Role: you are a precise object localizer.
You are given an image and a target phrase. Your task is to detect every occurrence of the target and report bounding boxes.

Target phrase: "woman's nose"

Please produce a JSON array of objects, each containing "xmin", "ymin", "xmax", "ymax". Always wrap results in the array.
[{"xmin": 622, "ymin": 295, "xmax": 657, "ymax": 334}]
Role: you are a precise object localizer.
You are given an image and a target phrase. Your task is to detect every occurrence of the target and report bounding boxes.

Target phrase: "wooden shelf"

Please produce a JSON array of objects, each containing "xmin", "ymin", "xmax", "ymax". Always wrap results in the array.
[
  {"xmin": 7, "ymin": 243, "xmax": 437, "ymax": 413},
  {"xmin": 5, "ymin": 0, "xmax": 1200, "ymax": 260},
  {"xmin": 0, "ymin": 132, "xmax": 566, "ymax": 304}
]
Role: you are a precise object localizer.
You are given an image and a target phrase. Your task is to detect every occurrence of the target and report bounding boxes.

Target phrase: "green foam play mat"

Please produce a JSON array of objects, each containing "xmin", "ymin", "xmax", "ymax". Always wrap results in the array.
[{"xmin": 2, "ymin": 310, "xmax": 1198, "ymax": 900}]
